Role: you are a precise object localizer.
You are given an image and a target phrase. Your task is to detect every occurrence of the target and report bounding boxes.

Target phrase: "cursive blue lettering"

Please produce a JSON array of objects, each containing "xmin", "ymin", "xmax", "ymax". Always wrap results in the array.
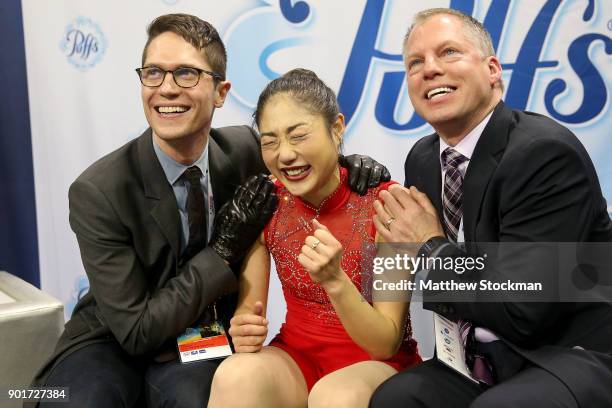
[
  {"xmin": 83, "ymin": 34, "xmax": 98, "ymax": 60},
  {"xmin": 338, "ymin": 0, "xmax": 386, "ymax": 126},
  {"xmin": 338, "ymin": 0, "xmax": 607, "ymax": 130},
  {"xmin": 280, "ymin": 0, "xmax": 310, "ymax": 24},
  {"xmin": 482, "ymin": 0, "xmax": 511, "ymax": 51},
  {"xmin": 503, "ymin": 0, "xmax": 561, "ymax": 110},
  {"xmin": 66, "ymin": 30, "xmax": 83, "ymax": 57},
  {"xmin": 66, "ymin": 29, "xmax": 98, "ymax": 60},
  {"xmin": 375, "ymin": 71, "xmax": 425, "ymax": 130},
  {"xmin": 545, "ymin": 33, "xmax": 612, "ymax": 123},
  {"xmin": 338, "ymin": 0, "xmax": 478, "ymax": 130}
]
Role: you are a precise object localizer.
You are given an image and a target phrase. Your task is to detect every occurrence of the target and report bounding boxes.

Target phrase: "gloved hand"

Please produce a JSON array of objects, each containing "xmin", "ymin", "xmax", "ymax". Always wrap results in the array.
[
  {"xmin": 210, "ymin": 174, "xmax": 278, "ymax": 264},
  {"xmin": 339, "ymin": 154, "xmax": 391, "ymax": 195}
]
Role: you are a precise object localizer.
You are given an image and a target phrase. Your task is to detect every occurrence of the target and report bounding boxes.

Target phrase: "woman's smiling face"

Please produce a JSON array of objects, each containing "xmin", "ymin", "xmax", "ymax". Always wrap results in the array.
[{"xmin": 259, "ymin": 93, "xmax": 343, "ymax": 207}]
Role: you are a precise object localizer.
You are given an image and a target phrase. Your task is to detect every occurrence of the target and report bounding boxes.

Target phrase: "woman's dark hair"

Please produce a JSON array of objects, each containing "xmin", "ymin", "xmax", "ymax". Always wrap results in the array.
[{"xmin": 254, "ymin": 69, "xmax": 340, "ymax": 131}]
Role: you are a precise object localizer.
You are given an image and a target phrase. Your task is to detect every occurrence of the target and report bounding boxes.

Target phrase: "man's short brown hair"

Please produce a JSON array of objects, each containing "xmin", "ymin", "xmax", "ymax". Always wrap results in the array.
[{"xmin": 142, "ymin": 13, "xmax": 227, "ymax": 80}]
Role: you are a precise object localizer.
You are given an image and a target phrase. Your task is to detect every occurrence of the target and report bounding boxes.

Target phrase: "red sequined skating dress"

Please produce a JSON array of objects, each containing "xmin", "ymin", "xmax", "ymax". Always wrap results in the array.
[{"xmin": 265, "ymin": 168, "xmax": 421, "ymax": 389}]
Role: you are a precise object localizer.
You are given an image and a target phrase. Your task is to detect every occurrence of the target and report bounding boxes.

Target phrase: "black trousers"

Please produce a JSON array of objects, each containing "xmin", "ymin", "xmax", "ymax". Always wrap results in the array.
[
  {"xmin": 41, "ymin": 341, "xmax": 221, "ymax": 408},
  {"xmin": 369, "ymin": 359, "xmax": 579, "ymax": 408}
]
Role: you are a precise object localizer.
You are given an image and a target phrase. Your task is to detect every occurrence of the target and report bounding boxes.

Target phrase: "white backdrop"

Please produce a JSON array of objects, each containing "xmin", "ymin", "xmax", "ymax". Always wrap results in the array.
[{"xmin": 21, "ymin": 0, "xmax": 612, "ymax": 359}]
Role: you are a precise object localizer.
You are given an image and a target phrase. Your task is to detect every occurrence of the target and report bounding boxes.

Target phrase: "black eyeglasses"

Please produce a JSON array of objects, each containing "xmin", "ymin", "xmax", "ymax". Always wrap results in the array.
[{"xmin": 135, "ymin": 66, "xmax": 223, "ymax": 88}]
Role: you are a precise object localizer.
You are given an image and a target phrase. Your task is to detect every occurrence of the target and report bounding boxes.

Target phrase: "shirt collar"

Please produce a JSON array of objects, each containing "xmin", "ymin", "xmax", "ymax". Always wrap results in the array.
[
  {"xmin": 152, "ymin": 135, "xmax": 209, "ymax": 185},
  {"xmin": 439, "ymin": 110, "xmax": 494, "ymax": 163}
]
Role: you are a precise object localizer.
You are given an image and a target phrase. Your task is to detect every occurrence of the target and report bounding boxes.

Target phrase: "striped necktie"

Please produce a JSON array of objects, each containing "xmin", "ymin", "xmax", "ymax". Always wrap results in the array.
[
  {"xmin": 442, "ymin": 148, "xmax": 494, "ymax": 385},
  {"xmin": 441, "ymin": 147, "xmax": 467, "ymax": 242}
]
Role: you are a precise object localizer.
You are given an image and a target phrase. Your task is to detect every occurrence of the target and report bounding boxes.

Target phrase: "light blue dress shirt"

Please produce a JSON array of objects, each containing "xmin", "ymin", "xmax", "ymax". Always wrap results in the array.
[{"xmin": 152, "ymin": 137, "xmax": 212, "ymax": 253}]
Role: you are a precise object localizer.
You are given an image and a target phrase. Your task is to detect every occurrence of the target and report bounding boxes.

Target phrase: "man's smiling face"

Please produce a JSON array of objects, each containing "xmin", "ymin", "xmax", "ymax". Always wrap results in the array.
[
  {"xmin": 141, "ymin": 31, "xmax": 228, "ymax": 147},
  {"xmin": 404, "ymin": 14, "xmax": 502, "ymax": 142}
]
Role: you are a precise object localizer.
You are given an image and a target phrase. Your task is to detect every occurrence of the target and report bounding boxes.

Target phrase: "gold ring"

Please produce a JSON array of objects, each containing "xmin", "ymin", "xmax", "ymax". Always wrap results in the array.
[
  {"xmin": 384, "ymin": 217, "xmax": 396, "ymax": 230},
  {"xmin": 311, "ymin": 239, "xmax": 320, "ymax": 250}
]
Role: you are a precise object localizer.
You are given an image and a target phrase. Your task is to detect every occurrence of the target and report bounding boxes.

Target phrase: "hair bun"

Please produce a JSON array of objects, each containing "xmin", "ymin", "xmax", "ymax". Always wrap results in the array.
[
  {"xmin": 283, "ymin": 68, "xmax": 319, "ymax": 80},
  {"xmin": 254, "ymin": 67, "xmax": 340, "ymax": 135}
]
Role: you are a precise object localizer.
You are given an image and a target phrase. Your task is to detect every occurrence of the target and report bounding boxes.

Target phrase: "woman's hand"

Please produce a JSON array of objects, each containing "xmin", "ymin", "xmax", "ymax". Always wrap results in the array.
[
  {"xmin": 228, "ymin": 301, "xmax": 268, "ymax": 353},
  {"xmin": 298, "ymin": 220, "xmax": 347, "ymax": 293}
]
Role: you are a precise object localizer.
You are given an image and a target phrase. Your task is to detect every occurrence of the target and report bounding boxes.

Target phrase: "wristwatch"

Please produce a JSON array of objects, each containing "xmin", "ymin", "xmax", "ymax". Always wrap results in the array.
[{"xmin": 417, "ymin": 236, "xmax": 449, "ymax": 258}]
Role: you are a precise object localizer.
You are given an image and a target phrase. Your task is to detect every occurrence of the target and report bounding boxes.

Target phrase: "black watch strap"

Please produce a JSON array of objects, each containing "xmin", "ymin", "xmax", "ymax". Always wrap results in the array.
[{"xmin": 417, "ymin": 236, "xmax": 449, "ymax": 258}]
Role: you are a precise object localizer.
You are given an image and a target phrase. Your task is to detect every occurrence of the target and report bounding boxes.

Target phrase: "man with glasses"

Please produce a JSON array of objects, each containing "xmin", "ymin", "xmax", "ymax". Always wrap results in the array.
[{"xmin": 31, "ymin": 14, "xmax": 388, "ymax": 408}]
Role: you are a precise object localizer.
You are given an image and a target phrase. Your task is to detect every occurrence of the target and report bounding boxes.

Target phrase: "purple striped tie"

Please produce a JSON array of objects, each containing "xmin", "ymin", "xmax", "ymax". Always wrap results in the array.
[
  {"xmin": 442, "ymin": 148, "xmax": 494, "ymax": 385},
  {"xmin": 459, "ymin": 320, "xmax": 494, "ymax": 385},
  {"xmin": 441, "ymin": 148, "xmax": 468, "ymax": 242}
]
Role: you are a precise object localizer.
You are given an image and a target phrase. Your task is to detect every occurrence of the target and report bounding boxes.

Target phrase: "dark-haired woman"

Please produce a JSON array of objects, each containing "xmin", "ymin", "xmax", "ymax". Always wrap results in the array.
[{"xmin": 208, "ymin": 69, "xmax": 421, "ymax": 408}]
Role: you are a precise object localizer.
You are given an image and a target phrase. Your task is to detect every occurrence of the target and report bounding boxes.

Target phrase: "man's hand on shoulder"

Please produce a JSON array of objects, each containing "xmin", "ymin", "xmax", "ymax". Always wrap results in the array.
[
  {"xmin": 339, "ymin": 154, "xmax": 391, "ymax": 195},
  {"xmin": 209, "ymin": 174, "xmax": 278, "ymax": 264}
]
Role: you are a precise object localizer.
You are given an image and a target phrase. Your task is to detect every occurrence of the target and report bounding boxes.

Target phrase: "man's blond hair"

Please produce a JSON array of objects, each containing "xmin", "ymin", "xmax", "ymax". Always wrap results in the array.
[
  {"xmin": 403, "ymin": 8, "xmax": 503, "ymax": 90},
  {"xmin": 404, "ymin": 8, "xmax": 495, "ymax": 57}
]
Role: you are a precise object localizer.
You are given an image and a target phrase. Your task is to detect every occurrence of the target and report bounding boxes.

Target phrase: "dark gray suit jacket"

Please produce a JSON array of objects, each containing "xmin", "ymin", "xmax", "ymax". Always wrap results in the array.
[
  {"xmin": 32, "ymin": 126, "xmax": 267, "ymax": 385},
  {"xmin": 406, "ymin": 101, "xmax": 612, "ymax": 405}
]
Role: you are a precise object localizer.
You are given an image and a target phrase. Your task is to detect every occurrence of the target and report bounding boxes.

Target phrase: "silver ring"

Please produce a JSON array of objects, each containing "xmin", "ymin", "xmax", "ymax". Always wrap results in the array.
[
  {"xmin": 311, "ymin": 239, "xmax": 320, "ymax": 250},
  {"xmin": 384, "ymin": 217, "xmax": 396, "ymax": 230}
]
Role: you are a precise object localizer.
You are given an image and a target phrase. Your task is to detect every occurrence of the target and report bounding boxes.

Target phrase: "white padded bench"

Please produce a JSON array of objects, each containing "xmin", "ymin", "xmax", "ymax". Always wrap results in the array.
[{"xmin": 0, "ymin": 271, "xmax": 64, "ymax": 407}]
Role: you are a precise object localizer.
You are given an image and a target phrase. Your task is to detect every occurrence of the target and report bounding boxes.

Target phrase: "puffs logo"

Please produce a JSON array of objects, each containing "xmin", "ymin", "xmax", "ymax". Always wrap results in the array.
[
  {"xmin": 226, "ymin": 0, "xmax": 611, "ymax": 130},
  {"xmin": 60, "ymin": 16, "xmax": 107, "ymax": 71}
]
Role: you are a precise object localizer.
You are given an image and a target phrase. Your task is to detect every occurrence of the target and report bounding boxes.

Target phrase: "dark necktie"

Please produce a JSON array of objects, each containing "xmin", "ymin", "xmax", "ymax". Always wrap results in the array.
[
  {"xmin": 441, "ymin": 148, "xmax": 494, "ymax": 385},
  {"xmin": 182, "ymin": 166, "xmax": 207, "ymax": 259},
  {"xmin": 441, "ymin": 147, "xmax": 468, "ymax": 242}
]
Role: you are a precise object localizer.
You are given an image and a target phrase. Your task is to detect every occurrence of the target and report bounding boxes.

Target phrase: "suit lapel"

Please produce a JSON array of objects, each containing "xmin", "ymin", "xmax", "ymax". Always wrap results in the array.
[
  {"xmin": 137, "ymin": 130, "xmax": 181, "ymax": 256},
  {"xmin": 208, "ymin": 130, "xmax": 239, "ymax": 214},
  {"xmin": 462, "ymin": 102, "xmax": 511, "ymax": 241},
  {"xmin": 415, "ymin": 137, "xmax": 443, "ymax": 218}
]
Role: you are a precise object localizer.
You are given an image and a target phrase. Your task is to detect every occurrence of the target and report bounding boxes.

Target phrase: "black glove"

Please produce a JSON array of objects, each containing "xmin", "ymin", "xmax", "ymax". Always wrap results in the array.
[
  {"xmin": 209, "ymin": 174, "xmax": 278, "ymax": 264},
  {"xmin": 339, "ymin": 154, "xmax": 391, "ymax": 195}
]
